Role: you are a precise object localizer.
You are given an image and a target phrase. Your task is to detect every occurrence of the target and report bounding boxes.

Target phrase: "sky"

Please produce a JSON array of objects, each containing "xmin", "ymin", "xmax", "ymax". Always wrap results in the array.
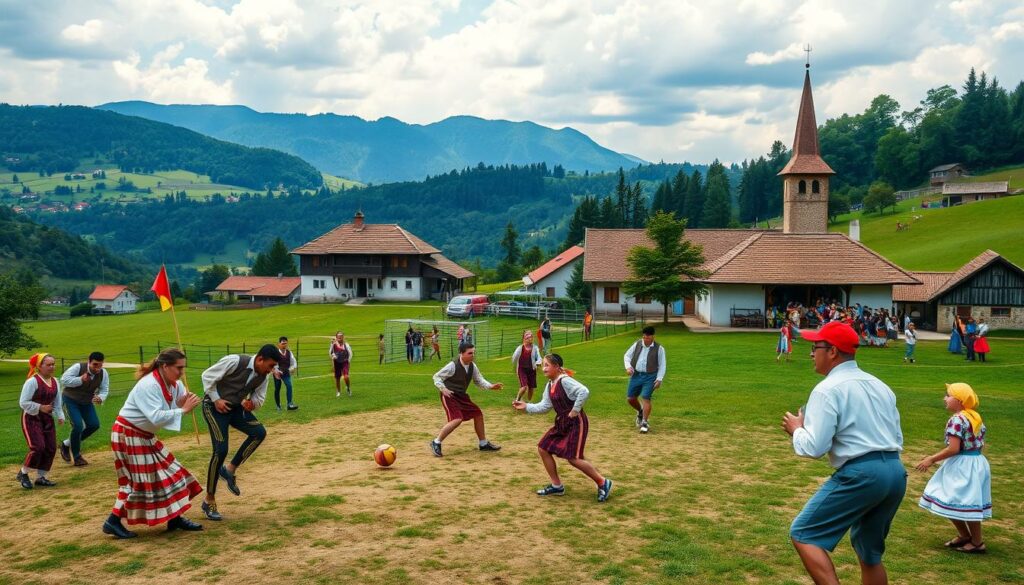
[{"xmin": 1, "ymin": 0, "xmax": 1022, "ymax": 166}]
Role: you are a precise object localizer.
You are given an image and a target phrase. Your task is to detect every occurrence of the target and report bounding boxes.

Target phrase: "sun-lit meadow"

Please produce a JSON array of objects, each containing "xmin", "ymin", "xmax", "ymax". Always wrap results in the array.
[{"xmin": 1, "ymin": 304, "xmax": 1021, "ymax": 584}]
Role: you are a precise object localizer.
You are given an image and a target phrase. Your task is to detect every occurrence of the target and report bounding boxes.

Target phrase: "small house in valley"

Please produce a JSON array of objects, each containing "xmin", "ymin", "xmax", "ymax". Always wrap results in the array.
[
  {"xmin": 929, "ymin": 163, "xmax": 968, "ymax": 185},
  {"xmin": 292, "ymin": 211, "xmax": 473, "ymax": 302},
  {"xmin": 522, "ymin": 245, "xmax": 584, "ymax": 299},
  {"xmin": 213, "ymin": 276, "xmax": 301, "ymax": 303},
  {"xmin": 88, "ymin": 285, "xmax": 139, "ymax": 314}
]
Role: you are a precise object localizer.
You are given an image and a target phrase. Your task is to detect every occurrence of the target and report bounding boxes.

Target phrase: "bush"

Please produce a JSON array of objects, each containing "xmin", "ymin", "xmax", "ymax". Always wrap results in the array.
[{"xmin": 69, "ymin": 302, "xmax": 94, "ymax": 317}]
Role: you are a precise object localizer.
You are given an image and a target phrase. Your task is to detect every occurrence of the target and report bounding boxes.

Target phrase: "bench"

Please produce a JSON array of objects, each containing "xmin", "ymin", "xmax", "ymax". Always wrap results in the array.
[{"xmin": 730, "ymin": 308, "xmax": 764, "ymax": 328}]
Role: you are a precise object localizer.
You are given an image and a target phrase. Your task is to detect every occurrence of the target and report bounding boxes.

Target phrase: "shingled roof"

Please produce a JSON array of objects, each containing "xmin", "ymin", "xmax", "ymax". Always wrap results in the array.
[
  {"xmin": 893, "ymin": 272, "xmax": 952, "ymax": 302},
  {"xmin": 422, "ymin": 254, "xmax": 474, "ymax": 279},
  {"xmin": 215, "ymin": 276, "xmax": 301, "ymax": 297},
  {"xmin": 292, "ymin": 223, "xmax": 440, "ymax": 255},
  {"xmin": 942, "ymin": 181, "xmax": 1009, "ymax": 195},
  {"xmin": 583, "ymin": 229, "xmax": 919, "ymax": 286},
  {"xmin": 778, "ymin": 69, "xmax": 835, "ymax": 176},
  {"xmin": 525, "ymin": 245, "xmax": 584, "ymax": 285},
  {"xmin": 89, "ymin": 285, "xmax": 135, "ymax": 301}
]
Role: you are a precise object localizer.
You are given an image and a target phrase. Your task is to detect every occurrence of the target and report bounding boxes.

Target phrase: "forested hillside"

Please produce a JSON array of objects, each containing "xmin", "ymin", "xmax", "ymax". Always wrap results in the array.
[
  {"xmin": 98, "ymin": 102, "xmax": 641, "ymax": 184},
  {"xmin": 0, "ymin": 205, "xmax": 151, "ymax": 284},
  {"xmin": 0, "ymin": 105, "xmax": 323, "ymax": 190}
]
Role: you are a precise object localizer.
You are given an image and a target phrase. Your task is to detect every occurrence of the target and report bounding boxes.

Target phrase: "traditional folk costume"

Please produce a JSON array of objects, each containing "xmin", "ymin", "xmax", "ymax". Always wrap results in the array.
[
  {"xmin": 19, "ymin": 358, "xmax": 65, "ymax": 485},
  {"xmin": 273, "ymin": 347, "xmax": 298, "ymax": 410},
  {"xmin": 948, "ymin": 318, "xmax": 964, "ymax": 354},
  {"xmin": 330, "ymin": 340, "xmax": 353, "ymax": 394},
  {"xmin": 60, "ymin": 362, "xmax": 110, "ymax": 463},
  {"xmin": 525, "ymin": 374, "xmax": 591, "ymax": 460},
  {"xmin": 433, "ymin": 359, "xmax": 494, "ymax": 423},
  {"xmin": 919, "ymin": 386, "xmax": 992, "ymax": 522},
  {"xmin": 200, "ymin": 354, "xmax": 269, "ymax": 499},
  {"xmin": 110, "ymin": 371, "xmax": 202, "ymax": 525},
  {"xmin": 511, "ymin": 342, "xmax": 542, "ymax": 391},
  {"xmin": 776, "ymin": 324, "xmax": 792, "ymax": 355},
  {"xmin": 973, "ymin": 323, "xmax": 991, "ymax": 361}
]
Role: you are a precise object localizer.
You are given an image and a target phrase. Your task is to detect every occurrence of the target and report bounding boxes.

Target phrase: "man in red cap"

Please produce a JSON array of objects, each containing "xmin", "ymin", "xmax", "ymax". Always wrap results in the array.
[{"xmin": 782, "ymin": 321, "xmax": 905, "ymax": 585}]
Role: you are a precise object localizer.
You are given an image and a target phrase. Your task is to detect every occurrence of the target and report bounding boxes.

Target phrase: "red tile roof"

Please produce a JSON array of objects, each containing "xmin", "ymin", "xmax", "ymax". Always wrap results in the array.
[
  {"xmin": 422, "ymin": 254, "xmax": 474, "ymax": 279},
  {"xmin": 583, "ymin": 229, "xmax": 919, "ymax": 285},
  {"xmin": 525, "ymin": 245, "xmax": 584, "ymax": 285},
  {"xmin": 893, "ymin": 272, "xmax": 952, "ymax": 302},
  {"xmin": 292, "ymin": 222, "xmax": 440, "ymax": 255},
  {"xmin": 88, "ymin": 285, "xmax": 133, "ymax": 301},
  {"xmin": 215, "ymin": 276, "xmax": 301, "ymax": 297},
  {"xmin": 779, "ymin": 70, "xmax": 835, "ymax": 176}
]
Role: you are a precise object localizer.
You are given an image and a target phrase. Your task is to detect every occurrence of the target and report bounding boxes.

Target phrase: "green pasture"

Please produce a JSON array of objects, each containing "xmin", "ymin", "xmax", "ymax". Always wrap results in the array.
[
  {"xmin": 829, "ymin": 193, "xmax": 1024, "ymax": 270},
  {"xmin": 322, "ymin": 172, "xmax": 364, "ymax": 190},
  {"xmin": 957, "ymin": 164, "xmax": 1024, "ymax": 190},
  {"xmin": 1, "ymin": 303, "xmax": 1022, "ymax": 583}
]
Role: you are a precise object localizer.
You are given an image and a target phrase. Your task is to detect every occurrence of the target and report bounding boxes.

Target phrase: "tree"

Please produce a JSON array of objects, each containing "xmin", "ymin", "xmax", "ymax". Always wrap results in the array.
[
  {"xmin": 628, "ymin": 182, "xmax": 648, "ymax": 228},
  {"xmin": 863, "ymin": 181, "xmax": 897, "ymax": 215},
  {"xmin": 251, "ymin": 237, "xmax": 298, "ymax": 277},
  {"xmin": 701, "ymin": 160, "xmax": 732, "ymax": 228},
  {"xmin": 199, "ymin": 264, "xmax": 231, "ymax": 294},
  {"xmin": 874, "ymin": 127, "xmax": 920, "ymax": 189},
  {"xmin": 521, "ymin": 245, "xmax": 544, "ymax": 272},
  {"xmin": 0, "ymin": 273, "xmax": 46, "ymax": 357},
  {"xmin": 12, "ymin": 174, "xmax": 19, "ymax": 183},
  {"xmin": 499, "ymin": 220, "xmax": 521, "ymax": 266},
  {"xmin": 564, "ymin": 261, "xmax": 591, "ymax": 308},
  {"xmin": 683, "ymin": 169, "xmax": 704, "ymax": 228},
  {"xmin": 623, "ymin": 211, "xmax": 709, "ymax": 323},
  {"xmin": 827, "ymin": 191, "xmax": 851, "ymax": 224}
]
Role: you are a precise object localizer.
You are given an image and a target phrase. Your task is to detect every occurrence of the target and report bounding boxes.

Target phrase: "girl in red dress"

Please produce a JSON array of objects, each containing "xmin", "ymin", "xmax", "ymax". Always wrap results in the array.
[{"xmin": 513, "ymin": 354, "xmax": 612, "ymax": 502}]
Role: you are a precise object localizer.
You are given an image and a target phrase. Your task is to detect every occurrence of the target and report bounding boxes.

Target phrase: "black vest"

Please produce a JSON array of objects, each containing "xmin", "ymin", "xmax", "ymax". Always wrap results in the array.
[
  {"xmin": 629, "ymin": 341, "xmax": 661, "ymax": 374},
  {"xmin": 443, "ymin": 360, "xmax": 475, "ymax": 394},
  {"xmin": 62, "ymin": 363, "xmax": 104, "ymax": 405},
  {"xmin": 214, "ymin": 355, "xmax": 267, "ymax": 406},
  {"xmin": 277, "ymin": 348, "xmax": 292, "ymax": 377}
]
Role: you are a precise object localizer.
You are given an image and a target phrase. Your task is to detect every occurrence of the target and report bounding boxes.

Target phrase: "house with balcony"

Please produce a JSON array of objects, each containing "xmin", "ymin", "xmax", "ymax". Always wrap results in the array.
[{"xmin": 291, "ymin": 211, "xmax": 474, "ymax": 302}]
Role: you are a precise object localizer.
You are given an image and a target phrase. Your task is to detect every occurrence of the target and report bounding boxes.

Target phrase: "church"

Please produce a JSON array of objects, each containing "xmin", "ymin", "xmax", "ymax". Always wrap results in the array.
[{"xmin": 583, "ymin": 65, "xmax": 921, "ymax": 326}]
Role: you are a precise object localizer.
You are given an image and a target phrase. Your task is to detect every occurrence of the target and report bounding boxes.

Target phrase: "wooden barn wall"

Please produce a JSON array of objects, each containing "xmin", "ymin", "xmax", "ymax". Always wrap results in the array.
[{"xmin": 939, "ymin": 262, "xmax": 1024, "ymax": 306}]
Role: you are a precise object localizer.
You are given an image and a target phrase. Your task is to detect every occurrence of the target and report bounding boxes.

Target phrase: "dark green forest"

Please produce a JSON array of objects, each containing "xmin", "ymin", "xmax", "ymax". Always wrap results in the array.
[{"xmin": 0, "ymin": 105, "xmax": 322, "ymax": 190}]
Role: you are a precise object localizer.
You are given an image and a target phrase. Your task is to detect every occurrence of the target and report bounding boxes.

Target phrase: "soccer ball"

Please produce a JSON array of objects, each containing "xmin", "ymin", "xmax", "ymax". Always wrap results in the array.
[{"xmin": 374, "ymin": 444, "xmax": 397, "ymax": 467}]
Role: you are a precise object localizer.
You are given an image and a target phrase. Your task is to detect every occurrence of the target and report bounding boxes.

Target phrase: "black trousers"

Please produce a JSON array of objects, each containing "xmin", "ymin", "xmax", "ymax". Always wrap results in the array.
[{"xmin": 202, "ymin": 398, "xmax": 266, "ymax": 496}]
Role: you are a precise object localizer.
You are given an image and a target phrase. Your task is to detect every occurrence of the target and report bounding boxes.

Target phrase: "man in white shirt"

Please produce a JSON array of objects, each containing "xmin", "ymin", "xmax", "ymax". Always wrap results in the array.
[
  {"xmin": 782, "ymin": 321, "xmax": 905, "ymax": 585},
  {"xmin": 58, "ymin": 351, "xmax": 110, "ymax": 466},
  {"xmin": 429, "ymin": 343, "xmax": 504, "ymax": 457},
  {"xmin": 623, "ymin": 326, "xmax": 666, "ymax": 434}
]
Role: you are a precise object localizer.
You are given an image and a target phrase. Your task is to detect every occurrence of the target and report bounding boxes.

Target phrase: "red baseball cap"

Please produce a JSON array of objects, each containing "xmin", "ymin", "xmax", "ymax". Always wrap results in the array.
[{"xmin": 800, "ymin": 321, "xmax": 859, "ymax": 354}]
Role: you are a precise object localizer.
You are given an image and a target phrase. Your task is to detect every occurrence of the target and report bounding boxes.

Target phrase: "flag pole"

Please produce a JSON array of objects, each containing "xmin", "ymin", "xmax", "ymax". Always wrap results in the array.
[{"xmin": 168, "ymin": 301, "xmax": 202, "ymax": 445}]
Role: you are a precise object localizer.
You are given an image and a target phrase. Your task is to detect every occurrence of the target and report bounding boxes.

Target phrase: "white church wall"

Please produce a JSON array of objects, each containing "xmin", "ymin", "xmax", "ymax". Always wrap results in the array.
[{"xmin": 707, "ymin": 284, "xmax": 765, "ymax": 327}]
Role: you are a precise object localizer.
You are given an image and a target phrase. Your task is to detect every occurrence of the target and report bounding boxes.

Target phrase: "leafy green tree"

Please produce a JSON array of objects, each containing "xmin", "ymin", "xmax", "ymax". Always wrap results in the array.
[
  {"xmin": 251, "ymin": 237, "xmax": 298, "ymax": 277},
  {"xmin": 564, "ymin": 261, "xmax": 590, "ymax": 308},
  {"xmin": 199, "ymin": 264, "xmax": 231, "ymax": 294},
  {"xmin": 0, "ymin": 273, "xmax": 46, "ymax": 356},
  {"xmin": 623, "ymin": 211, "xmax": 708, "ymax": 323},
  {"xmin": 863, "ymin": 181, "xmax": 897, "ymax": 215},
  {"xmin": 521, "ymin": 245, "xmax": 544, "ymax": 272},
  {"xmin": 828, "ymin": 191, "xmax": 851, "ymax": 224},
  {"xmin": 874, "ymin": 127, "xmax": 920, "ymax": 189}
]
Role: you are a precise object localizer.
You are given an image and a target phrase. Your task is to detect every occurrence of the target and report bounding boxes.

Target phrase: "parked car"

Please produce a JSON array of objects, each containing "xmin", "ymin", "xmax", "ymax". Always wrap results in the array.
[{"xmin": 446, "ymin": 295, "xmax": 489, "ymax": 318}]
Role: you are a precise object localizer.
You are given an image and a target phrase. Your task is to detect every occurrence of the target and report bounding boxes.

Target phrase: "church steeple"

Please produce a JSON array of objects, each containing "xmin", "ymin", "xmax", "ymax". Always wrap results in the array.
[{"xmin": 778, "ymin": 60, "xmax": 834, "ymax": 234}]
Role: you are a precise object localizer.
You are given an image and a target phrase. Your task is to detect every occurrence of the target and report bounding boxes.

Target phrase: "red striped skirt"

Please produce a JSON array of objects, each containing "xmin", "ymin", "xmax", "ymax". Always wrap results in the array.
[
  {"xmin": 538, "ymin": 411, "xmax": 588, "ymax": 460},
  {"xmin": 110, "ymin": 416, "xmax": 202, "ymax": 526}
]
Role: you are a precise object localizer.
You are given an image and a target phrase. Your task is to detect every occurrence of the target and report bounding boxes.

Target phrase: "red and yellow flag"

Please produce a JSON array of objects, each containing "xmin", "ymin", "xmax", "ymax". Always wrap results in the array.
[{"xmin": 151, "ymin": 265, "xmax": 173, "ymax": 311}]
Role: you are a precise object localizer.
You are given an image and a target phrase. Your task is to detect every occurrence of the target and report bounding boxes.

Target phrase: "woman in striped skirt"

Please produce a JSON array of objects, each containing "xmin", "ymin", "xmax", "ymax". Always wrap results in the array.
[
  {"xmin": 102, "ymin": 348, "xmax": 204, "ymax": 539},
  {"xmin": 513, "ymin": 354, "xmax": 613, "ymax": 502}
]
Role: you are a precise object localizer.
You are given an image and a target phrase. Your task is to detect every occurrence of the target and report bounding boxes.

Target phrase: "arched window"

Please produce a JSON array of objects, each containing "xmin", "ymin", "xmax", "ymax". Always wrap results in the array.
[
  {"xmin": 812, "ymin": 180, "xmax": 820, "ymax": 194},
  {"xmin": 798, "ymin": 180, "xmax": 807, "ymax": 194}
]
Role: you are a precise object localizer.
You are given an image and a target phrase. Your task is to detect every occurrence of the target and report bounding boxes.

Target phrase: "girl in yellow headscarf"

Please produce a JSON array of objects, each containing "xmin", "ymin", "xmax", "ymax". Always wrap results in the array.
[{"xmin": 915, "ymin": 383, "xmax": 992, "ymax": 554}]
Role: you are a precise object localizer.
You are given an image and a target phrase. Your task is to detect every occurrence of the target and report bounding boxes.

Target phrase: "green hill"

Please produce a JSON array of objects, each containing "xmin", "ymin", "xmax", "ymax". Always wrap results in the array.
[
  {"xmin": 0, "ymin": 104, "xmax": 323, "ymax": 190},
  {"xmin": 829, "ymin": 193, "xmax": 1024, "ymax": 271}
]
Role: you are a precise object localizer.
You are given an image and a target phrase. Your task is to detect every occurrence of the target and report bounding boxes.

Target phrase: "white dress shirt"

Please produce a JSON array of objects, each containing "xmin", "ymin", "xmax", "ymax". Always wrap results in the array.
[
  {"xmin": 432, "ymin": 360, "xmax": 493, "ymax": 391},
  {"xmin": 118, "ymin": 373, "xmax": 185, "ymax": 433},
  {"xmin": 19, "ymin": 376, "xmax": 65, "ymax": 421},
  {"xmin": 201, "ymin": 354, "xmax": 268, "ymax": 408},
  {"xmin": 60, "ymin": 363, "xmax": 110, "ymax": 403},
  {"xmin": 525, "ymin": 375, "xmax": 590, "ymax": 414},
  {"xmin": 792, "ymin": 360, "xmax": 904, "ymax": 469}
]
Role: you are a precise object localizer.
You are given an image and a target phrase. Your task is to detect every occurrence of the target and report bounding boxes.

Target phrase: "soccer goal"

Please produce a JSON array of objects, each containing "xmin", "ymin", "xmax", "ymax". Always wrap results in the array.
[{"xmin": 383, "ymin": 319, "xmax": 491, "ymax": 364}]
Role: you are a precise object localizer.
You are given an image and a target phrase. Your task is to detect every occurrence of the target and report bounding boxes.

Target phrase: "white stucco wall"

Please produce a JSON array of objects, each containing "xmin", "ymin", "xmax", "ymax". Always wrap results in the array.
[
  {"xmin": 591, "ymin": 282, "xmax": 669, "ymax": 316},
  {"xmin": 300, "ymin": 275, "xmax": 423, "ymax": 302},
  {"xmin": 704, "ymin": 284, "xmax": 765, "ymax": 327},
  {"xmin": 92, "ymin": 291, "xmax": 138, "ymax": 313},
  {"xmin": 849, "ymin": 285, "xmax": 893, "ymax": 312}
]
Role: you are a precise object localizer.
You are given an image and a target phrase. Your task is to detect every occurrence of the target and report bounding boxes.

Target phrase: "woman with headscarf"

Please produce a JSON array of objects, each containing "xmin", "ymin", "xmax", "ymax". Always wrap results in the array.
[
  {"xmin": 915, "ymin": 383, "xmax": 992, "ymax": 553},
  {"xmin": 17, "ymin": 353, "xmax": 65, "ymax": 489}
]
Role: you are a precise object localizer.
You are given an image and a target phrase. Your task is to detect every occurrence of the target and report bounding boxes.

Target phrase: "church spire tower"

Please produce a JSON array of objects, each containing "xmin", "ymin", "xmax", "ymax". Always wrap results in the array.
[{"xmin": 778, "ymin": 49, "xmax": 834, "ymax": 234}]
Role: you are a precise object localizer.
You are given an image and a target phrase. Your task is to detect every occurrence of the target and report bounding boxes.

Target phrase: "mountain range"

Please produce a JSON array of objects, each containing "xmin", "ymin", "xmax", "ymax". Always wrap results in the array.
[{"xmin": 98, "ymin": 102, "xmax": 643, "ymax": 184}]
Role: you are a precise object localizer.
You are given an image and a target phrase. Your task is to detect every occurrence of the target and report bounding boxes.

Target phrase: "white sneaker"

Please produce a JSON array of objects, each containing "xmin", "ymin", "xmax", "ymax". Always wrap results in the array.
[
  {"xmin": 335, "ymin": 391, "xmax": 340, "ymax": 398},
  {"xmin": 640, "ymin": 421, "xmax": 650, "ymax": 433}
]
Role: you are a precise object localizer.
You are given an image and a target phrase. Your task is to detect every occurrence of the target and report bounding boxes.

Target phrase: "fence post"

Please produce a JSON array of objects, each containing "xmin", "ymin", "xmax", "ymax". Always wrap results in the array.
[
  {"xmin": 243, "ymin": 342, "xmax": 247, "ymax": 354},
  {"xmin": 139, "ymin": 346, "xmax": 144, "ymax": 364},
  {"xmin": 500, "ymin": 329, "xmax": 504, "ymax": 354}
]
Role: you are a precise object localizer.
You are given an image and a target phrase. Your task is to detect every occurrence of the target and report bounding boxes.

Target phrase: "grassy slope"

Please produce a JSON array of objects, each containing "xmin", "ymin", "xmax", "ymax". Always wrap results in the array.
[
  {"xmin": 829, "ymin": 193, "xmax": 1024, "ymax": 271},
  {"xmin": 0, "ymin": 166, "xmax": 253, "ymax": 203},
  {"xmin": 0, "ymin": 304, "xmax": 1021, "ymax": 583}
]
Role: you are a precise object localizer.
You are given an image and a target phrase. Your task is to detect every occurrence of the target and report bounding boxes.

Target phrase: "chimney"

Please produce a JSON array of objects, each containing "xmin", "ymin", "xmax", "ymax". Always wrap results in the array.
[
  {"xmin": 353, "ymin": 210, "xmax": 365, "ymax": 230},
  {"xmin": 849, "ymin": 219, "xmax": 860, "ymax": 242}
]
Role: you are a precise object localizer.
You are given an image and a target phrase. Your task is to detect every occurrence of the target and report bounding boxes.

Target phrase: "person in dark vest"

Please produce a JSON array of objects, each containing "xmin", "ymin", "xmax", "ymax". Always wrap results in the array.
[
  {"xmin": 58, "ymin": 351, "xmax": 109, "ymax": 466},
  {"xmin": 199, "ymin": 344, "xmax": 278, "ymax": 521},
  {"xmin": 623, "ymin": 326, "xmax": 666, "ymax": 434},
  {"xmin": 330, "ymin": 331, "xmax": 353, "ymax": 397},
  {"xmin": 17, "ymin": 353, "xmax": 65, "ymax": 489},
  {"xmin": 513, "ymin": 353, "xmax": 613, "ymax": 502},
  {"xmin": 272, "ymin": 336, "xmax": 298, "ymax": 411},
  {"xmin": 429, "ymin": 343, "xmax": 504, "ymax": 457}
]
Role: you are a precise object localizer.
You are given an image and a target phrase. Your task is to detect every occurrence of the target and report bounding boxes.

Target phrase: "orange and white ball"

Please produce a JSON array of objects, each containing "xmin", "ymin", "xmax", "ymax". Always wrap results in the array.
[{"xmin": 373, "ymin": 444, "xmax": 397, "ymax": 467}]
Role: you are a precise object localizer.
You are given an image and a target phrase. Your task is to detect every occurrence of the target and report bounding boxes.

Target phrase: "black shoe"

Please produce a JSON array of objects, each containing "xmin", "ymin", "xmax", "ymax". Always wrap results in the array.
[
  {"xmin": 102, "ymin": 520, "xmax": 137, "ymax": 539},
  {"xmin": 74, "ymin": 456, "xmax": 89, "ymax": 467},
  {"xmin": 479, "ymin": 442, "xmax": 501, "ymax": 452},
  {"xmin": 34, "ymin": 477, "xmax": 57, "ymax": 487},
  {"xmin": 287, "ymin": 403, "xmax": 298, "ymax": 411},
  {"xmin": 429, "ymin": 440, "xmax": 443, "ymax": 457},
  {"xmin": 16, "ymin": 471, "xmax": 33, "ymax": 490},
  {"xmin": 59, "ymin": 442, "xmax": 71, "ymax": 463},
  {"xmin": 201, "ymin": 501, "xmax": 223, "ymax": 521},
  {"xmin": 167, "ymin": 516, "xmax": 203, "ymax": 532},
  {"xmin": 536, "ymin": 484, "xmax": 565, "ymax": 496},
  {"xmin": 219, "ymin": 466, "xmax": 240, "ymax": 496}
]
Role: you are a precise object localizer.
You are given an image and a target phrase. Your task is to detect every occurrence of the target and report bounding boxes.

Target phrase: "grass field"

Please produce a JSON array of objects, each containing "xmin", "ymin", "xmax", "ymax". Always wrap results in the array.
[
  {"xmin": 829, "ymin": 193, "xmax": 1024, "ymax": 271},
  {"xmin": 0, "ymin": 166, "xmax": 255, "ymax": 203},
  {"xmin": 0, "ymin": 304, "xmax": 1021, "ymax": 584}
]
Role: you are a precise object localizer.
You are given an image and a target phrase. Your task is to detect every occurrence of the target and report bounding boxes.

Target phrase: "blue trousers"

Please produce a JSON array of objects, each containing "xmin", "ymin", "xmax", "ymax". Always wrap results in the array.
[
  {"xmin": 63, "ymin": 399, "xmax": 100, "ymax": 459},
  {"xmin": 273, "ymin": 375, "xmax": 294, "ymax": 407}
]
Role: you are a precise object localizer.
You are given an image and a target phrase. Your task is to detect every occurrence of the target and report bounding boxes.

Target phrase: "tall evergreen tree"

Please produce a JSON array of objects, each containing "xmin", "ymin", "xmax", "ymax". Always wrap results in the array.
[
  {"xmin": 500, "ymin": 220, "xmax": 521, "ymax": 266},
  {"xmin": 701, "ymin": 160, "xmax": 732, "ymax": 228},
  {"xmin": 564, "ymin": 261, "xmax": 591, "ymax": 308},
  {"xmin": 629, "ymin": 182, "xmax": 648, "ymax": 228},
  {"xmin": 683, "ymin": 169, "xmax": 704, "ymax": 228},
  {"xmin": 670, "ymin": 169, "xmax": 688, "ymax": 220},
  {"xmin": 614, "ymin": 168, "xmax": 629, "ymax": 227},
  {"xmin": 251, "ymin": 237, "xmax": 299, "ymax": 277}
]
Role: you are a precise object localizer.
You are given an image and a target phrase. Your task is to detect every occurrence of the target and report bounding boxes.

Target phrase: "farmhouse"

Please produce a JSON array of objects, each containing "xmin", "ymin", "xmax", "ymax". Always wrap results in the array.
[
  {"xmin": 583, "ymin": 65, "xmax": 920, "ymax": 325},
  {"xmin": 292, "ymin": 211, "xmax": 473, "ymax": 302},
  {"xmin": 941, "ymin": 181, "xmax": 1012, "ymax": 206},
  {"xmin": 212, "ymin": 275, "xmax": 301, "ymax": 303},
  {"xmin": 929, "ymin": 163, "xmax": 968, "ymax": 186},
  {"xmin": 894, "ymin": 250, "xmax": 1024, "ymax": 332},
  {"xmin": 522, "ymin": 245, "xmax": 584, "ymax": 298},
  {"xmin": 88, "ymin": 285, "xmax": 139, "ymax": 314}
]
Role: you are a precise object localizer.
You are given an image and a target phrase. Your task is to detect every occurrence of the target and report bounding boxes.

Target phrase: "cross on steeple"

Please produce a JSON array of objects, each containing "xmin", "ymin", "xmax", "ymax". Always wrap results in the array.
[{"xmin": 804, "ymin": 44, "xmax": 812, "ymax": 69}]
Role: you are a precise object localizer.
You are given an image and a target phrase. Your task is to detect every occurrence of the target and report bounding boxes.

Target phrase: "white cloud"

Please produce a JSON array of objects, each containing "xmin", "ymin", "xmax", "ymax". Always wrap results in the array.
[
  {"xmin": 61, "ymin": 19, "xmax": 105, "ymax": 44},
  {"xmin": 113, "ymin": 43, "xmax": 234, "ymax": 104},
  {"xmin": 746, "ymin": 43, "xmax": 805, "ymax": 66}
]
